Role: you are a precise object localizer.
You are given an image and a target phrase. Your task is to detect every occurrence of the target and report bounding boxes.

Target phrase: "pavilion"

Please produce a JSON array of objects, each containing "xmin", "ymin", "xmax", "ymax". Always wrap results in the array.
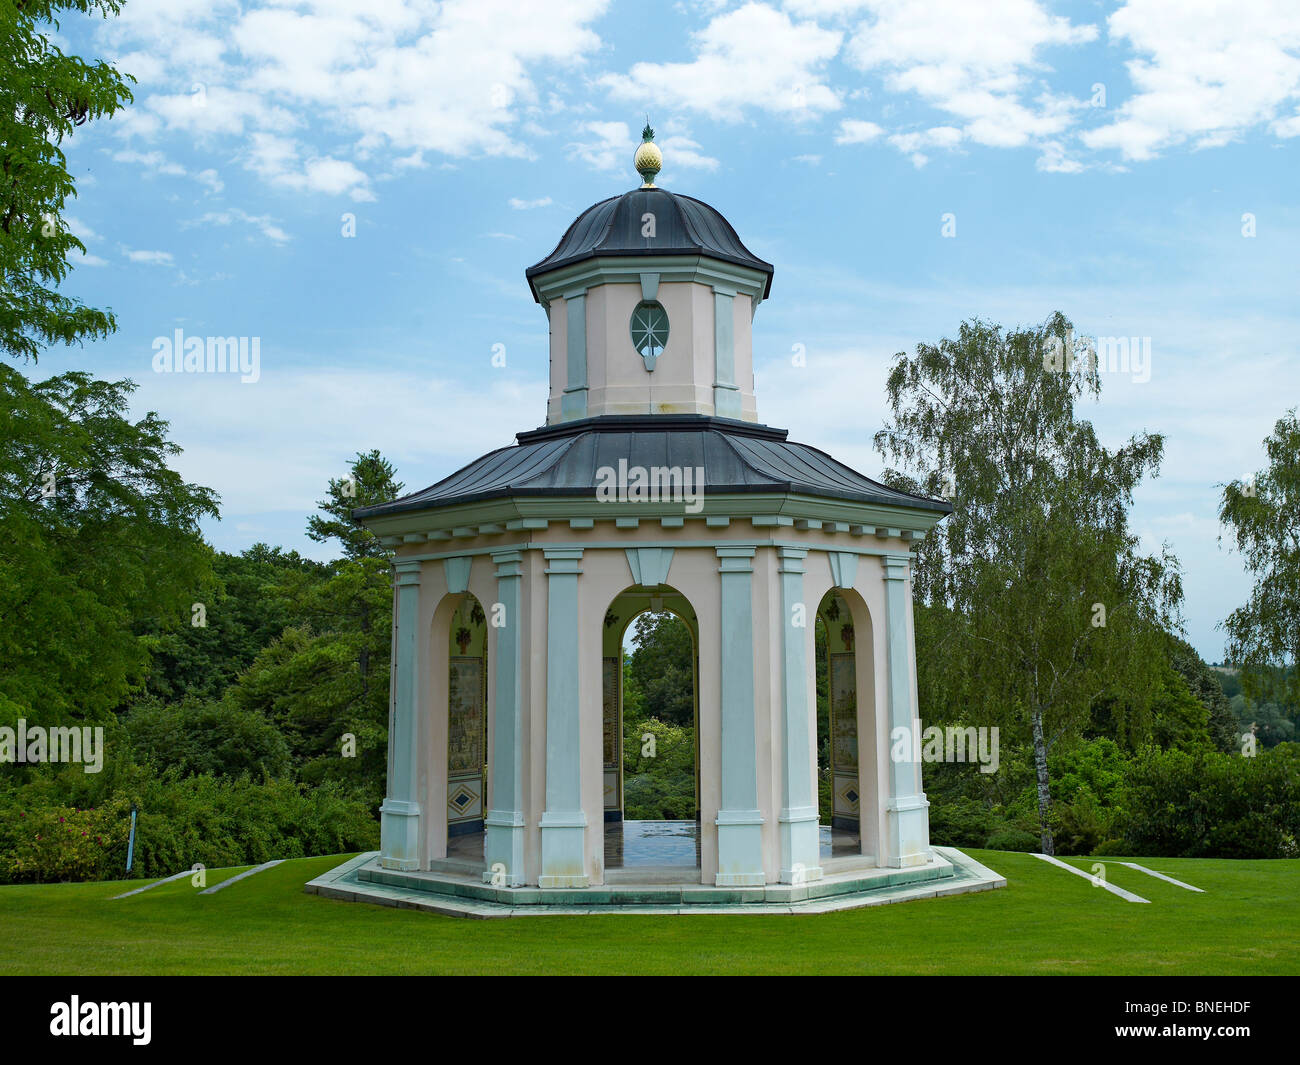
[{"xmin": 309, "ymin": 129, "xmax": 1006, "ymax": 914}]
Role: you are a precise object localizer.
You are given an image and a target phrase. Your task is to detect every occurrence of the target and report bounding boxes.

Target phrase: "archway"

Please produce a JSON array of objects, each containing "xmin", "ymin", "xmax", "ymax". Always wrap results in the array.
[
  {"xmin": 816, "ymin": 589, "xmax": 864, "ymax": 859},
  {"xmin": 444, "ymin": 591, "xmax": 488, "ymax": 865},
  {"xmin": 601, "ymin": 587, "xmax": 700, "ymax": 873}
]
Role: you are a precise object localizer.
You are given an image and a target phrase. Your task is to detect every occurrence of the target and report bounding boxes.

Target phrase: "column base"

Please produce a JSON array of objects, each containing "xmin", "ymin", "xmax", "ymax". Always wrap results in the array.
[
  {"xmin": 778, "ymin": 806, "xmax": 823, "ymax": 884},
  {"xmin": 483, "ymin": 810, "xmax": 526, "ymax": 887},
  {"xmin": 714, "ymin": 383, "xmax": 742, "ymax": 419},
  {"xmin": 540, "ymin": 810, "xmax": 589, "ymax": 888},
  {"xmin": 716, "ymin": 809, "xmax": 765, "ymax": 887},
  {"xmin": 885, "ymin": 793, "xmax": 932, "ymax": 868},
  {"xmin": 379, "ymin": 797, "xmax": 421, "ymax": 871},
  {"xmin": 560, "ymin": 387, "xmax": 588, "ymax": 421}
]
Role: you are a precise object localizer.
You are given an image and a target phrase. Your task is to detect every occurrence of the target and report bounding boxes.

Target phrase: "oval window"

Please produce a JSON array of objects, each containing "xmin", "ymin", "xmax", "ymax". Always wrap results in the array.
[{"xmin": 630, "ymin": 301, "xmax": 669, "ymax": 365}]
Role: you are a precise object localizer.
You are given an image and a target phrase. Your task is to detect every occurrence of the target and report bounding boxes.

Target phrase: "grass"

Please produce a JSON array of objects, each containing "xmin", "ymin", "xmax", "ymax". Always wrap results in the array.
[{"xmin": 0, "ymin": 850, "xmax": 1296, "ymax": 975}]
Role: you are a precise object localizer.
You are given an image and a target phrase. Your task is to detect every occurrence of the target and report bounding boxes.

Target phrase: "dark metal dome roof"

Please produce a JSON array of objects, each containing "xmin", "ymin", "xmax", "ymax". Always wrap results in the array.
[
  {"xmin": 355, "ymin": 415, "xmax": 950, "ymax": 519},
  {"xmin": 525, "ymin": 188, "xmax": 774, "ymax": 302}
]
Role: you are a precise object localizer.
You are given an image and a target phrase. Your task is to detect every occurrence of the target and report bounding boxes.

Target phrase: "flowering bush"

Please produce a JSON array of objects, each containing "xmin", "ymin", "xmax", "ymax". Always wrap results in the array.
[{"xmin": 0, "ymin": 797, "xmax": 132, "ymax": 883}]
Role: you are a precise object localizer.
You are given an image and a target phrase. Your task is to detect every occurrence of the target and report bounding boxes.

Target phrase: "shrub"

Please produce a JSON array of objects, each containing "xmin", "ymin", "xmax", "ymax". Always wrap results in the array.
[
  {"xmin": 0, "ymin": 796, "xmax": 133, "ymax": 883},
  {"xmin": 1052, "ymin": 787, "xmax": 1123, "ymax": 856},
  {"xmin": 929, "ymin": 796, "xmax": 999, "ymax": 848},
  {"xmin": 985, "ymin": 828, "xmax": 1040, "ymax": 852},
  {"xmin": 123, "ymin": 697, "xmax": 292, "ymax": 779},
  {"xmin": 1122, "ymin": 743, "xmax": 1300, "ymax": 858},
  {"xmin": 0, "ymin": 773, "xmax": 377, "ymax": 884}
]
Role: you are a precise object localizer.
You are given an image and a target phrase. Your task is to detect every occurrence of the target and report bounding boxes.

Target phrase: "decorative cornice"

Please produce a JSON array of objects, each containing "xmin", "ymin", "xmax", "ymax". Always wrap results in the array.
[{"xmin": 531, "ymin": 254, "xmax": 768, "ymax": 308}]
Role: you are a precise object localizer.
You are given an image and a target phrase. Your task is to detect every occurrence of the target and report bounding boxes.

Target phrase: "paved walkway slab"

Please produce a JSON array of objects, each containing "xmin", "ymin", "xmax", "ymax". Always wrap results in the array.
[
  {"xmin": 1032, "ymin": 852, "xmax": 1150, "ymax": 903},
  {"xmin": 199, "ymin": 860, "xmax": 284, "ymax": 895},
  {"xmin": 1119, "ymin": 861, "xmax": 1205, "ymax": 893},
  {"xmin": 112, "ymin": 869, "xmax": 194, "ymax": 899}
]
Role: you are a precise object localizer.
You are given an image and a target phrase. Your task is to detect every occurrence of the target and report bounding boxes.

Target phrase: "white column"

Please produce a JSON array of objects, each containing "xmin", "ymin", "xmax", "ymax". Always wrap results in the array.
[
  {"xmin": 484, "ymin": 549, "xmax": 525, "ymax": 886},
  {"xmin": 539, "ymin": 547, "xmax": 588, "ymax": 887},
  {"xmin": 778, "ymin": 547, "xmax": 822, "ymax": 883},
  {"xmin": 379, "ymin": 559, "xmax": 422, "ymax": 870},
  {"xmin": 715, "ymin": 546, "xmax": 765, "ymax": 886},
  {"xmin": 883, "ymin": 553, "xmax": 931, "ymax": 867}
]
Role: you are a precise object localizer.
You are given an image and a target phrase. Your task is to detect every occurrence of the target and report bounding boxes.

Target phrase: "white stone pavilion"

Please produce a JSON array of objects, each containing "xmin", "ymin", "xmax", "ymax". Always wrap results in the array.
[{"xmin": 311, "ymin": 131, "xmax": 1006, "ymax": 914}]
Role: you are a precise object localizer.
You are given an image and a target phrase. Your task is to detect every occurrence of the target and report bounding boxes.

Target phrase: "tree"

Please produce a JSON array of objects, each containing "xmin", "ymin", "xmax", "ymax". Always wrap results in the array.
[
  {"xmin": 627, "ymin": 612, "xmax": 694, "ymax": 727},
  {"xmin": 874, "ymin": 314, "xmax": 1182, "ymax": 854},
  {"xmin": 1220, "ymin": 410, "xmax": 1300, "ymax": 709},
  {"xmin": 1, "ymin": 1, "xmax": 133, "ymax": 362},
  {"xmin": 307, "ymin": 449, "xmax": 403, "ymax": 560},
  {"xmin": 0, "ymin": 369, "xmax": 219, "ymax": 722},
  {"xmin": 229, "ymin": 453, "xmax": 403, "ymax": 804},
  {"xmin": 133, "ymin": 544, "xmax": 327, "ymax": 704},
  {"xmin": 1166, "ymin": 636, "xmax": 1240, "ymax": 753}
]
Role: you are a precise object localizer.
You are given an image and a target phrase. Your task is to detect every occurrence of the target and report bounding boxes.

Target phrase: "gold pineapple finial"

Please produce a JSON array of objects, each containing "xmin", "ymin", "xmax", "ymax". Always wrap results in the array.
[{"xmin": 634, "ymin": 120, "xmax": 662, "ymax": 188}]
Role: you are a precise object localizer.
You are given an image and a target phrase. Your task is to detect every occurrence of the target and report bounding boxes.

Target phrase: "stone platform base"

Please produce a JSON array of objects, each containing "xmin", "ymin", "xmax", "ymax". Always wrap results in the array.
[{"xmin": 303, "ymin": 847, "xmax": 1005, "ymax": 918}]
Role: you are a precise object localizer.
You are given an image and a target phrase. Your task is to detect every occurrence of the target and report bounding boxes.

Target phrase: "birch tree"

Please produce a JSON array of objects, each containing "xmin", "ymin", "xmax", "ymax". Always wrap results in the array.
[
  {"xmin": 1220, "ymin": 411, "xmax": 1300, "ymax": 710},
  {"xmin": 874, "ymin": 313, "xmax": 1182, "ymax": 853}
]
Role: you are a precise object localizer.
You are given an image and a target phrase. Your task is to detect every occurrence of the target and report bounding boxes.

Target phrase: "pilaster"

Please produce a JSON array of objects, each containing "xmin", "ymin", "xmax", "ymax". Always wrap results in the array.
[
  {"xmin": 484, "ymin": 549, "xmax": 526, "ymax": 886},
  {"xmin": 380, "ymin": 559, "xmax": 423, "ymax": 870},
  {"xmin": 883, "ymin": 553, "xmax": 931, "ymax": 868},
  {"xmin": 540, "ymin": 547, "xmax": 588, "ymax": 887},
  {"xmin": 714, "ymin": 545, "xmax": 765, "ymax": 886},
  {"xmin": 777, "ymin": 547, "xmax": 822, "ymax": 883}
]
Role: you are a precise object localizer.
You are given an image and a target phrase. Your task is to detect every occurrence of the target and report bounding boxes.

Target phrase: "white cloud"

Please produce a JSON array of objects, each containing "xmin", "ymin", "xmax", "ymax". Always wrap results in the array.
[
  {"xmin": 1036, "ymin": 139, "xmax": 1084, "ymax": 174},
  {"xmin": 146, "ymin": 87, "xmax": 297, "ymax": 138},
  {"xmin": 887, "ymin": 124, "xmax": 962, "ymax": 166},
  {"xmin": 195, "ymin": 168, "xmax": 224, "ymax": 193},
  {"xmin": 108, "ymin": 149, "xmax": 228, "ymax": 194},
  {"xmin": 60, "ymin": 215, "xmax": 108, "ymax": 265},
  {"xmin": 508, "ymin": 196, "xmax": 553, "ymax": 210},
  {"xmin": 190, "ymin": 208, "xmax": 291, "ymax": 244},
  {"xmin": 111, "ymin": 149, "xmax": 187, "ymax": 176},
  {"xmin": 834, "ymin": 118, "xmax": 883, "ymax": 144},
  {"xmin": 567, "ymin": 121, "xmax": 719, "ymax": 175},
  {"xmin": 99, "ymin": 0, "xmax": 609, "ymax": 204},
  {"xmin": 601, "ymin": 2, "xmax": 843, "ymax": 120},
  {"xmin": 62, "ymin": 215, "xmax": 99, "ymax": 243},
  {"xmin": 128, "ymin": 366, "xmax": 546, "ymax": 517},
  {"xmin": 245, "ymin": 133, "xmax": 374, "ymax": 200},
  {"xmin": 843, "ymin": 0, "xmax": 1095, "ymax": 159},
  {"xmin": 123, "ymin": 247, "xmax": 175, "ymax": 266},
  {"xmin": 1082, "ymin": 0, "xmax": 1300, "ymax": 160}
]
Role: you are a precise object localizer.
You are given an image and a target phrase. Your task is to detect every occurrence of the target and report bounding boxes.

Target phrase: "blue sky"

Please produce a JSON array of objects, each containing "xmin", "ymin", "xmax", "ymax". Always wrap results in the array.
[{"xmin": 34, "ymin": 0, "xmax": 1300, "ymax": 661}]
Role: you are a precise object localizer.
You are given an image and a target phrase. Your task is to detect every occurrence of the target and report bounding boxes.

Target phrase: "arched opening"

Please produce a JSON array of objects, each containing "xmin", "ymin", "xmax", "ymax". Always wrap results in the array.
[
  {"xmin": 816, "ymin": 589, "xmax": 863, "ymax": 859},
  {"xmin": 444, "ymin": 591, "xmax": 488, "ymax": 867},
  {"xmin": 601, "ymin": 587, "xmax": 700, "ymax": 875}
]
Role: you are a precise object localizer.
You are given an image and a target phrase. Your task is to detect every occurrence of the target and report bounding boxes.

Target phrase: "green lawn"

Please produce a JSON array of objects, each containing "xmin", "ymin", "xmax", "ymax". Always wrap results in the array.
[{"xmin": 0, "ymin": 850, "xmax": 1295, "ymax": 975}]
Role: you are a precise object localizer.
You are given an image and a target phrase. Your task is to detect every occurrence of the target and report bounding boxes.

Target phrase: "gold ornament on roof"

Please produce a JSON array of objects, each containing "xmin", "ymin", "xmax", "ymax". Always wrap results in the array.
[{"xmin": 634, "ymin": 122, "xmax": 662, "ymax": 188}]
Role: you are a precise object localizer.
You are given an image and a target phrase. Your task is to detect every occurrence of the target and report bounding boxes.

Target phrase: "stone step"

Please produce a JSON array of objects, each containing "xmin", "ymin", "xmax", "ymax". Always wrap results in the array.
[
  {"xmin": 357, "ymin": 853, "xmax": 955, "ymax": 909},
  {"xmin": 303, "ymin": 849, "xmax": 1006, "ymax": 918}
]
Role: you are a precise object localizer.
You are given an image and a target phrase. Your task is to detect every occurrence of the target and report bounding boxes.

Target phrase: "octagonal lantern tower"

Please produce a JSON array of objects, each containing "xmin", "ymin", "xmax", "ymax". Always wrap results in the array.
[{"xmin": 352, "ymin": 129, "xmax": 957, "ymax": 901}]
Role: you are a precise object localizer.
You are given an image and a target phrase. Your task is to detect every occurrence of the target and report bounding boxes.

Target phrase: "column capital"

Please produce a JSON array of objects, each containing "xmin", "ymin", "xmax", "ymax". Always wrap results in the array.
[
  {"xmin": 716, "ymin": 545, "xmax": 755, "ymax": 573},
  {"xmin": 882, "ymin": 553, "xmax": 911, "ymax": 581},
  {"xmin": 776, "ymin": 545, "xmax": 807, "ymax": 574},
  {"xmin": 393, "ymin": 558, "xmax": 422, "ymax": 585},
  {"xmin": 491, "ymin": 548, "xmax": 525, "ymax": 577},
  {"xmin": 543, "ymin": 546, "xmax": 583, "ymax": 574}
]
